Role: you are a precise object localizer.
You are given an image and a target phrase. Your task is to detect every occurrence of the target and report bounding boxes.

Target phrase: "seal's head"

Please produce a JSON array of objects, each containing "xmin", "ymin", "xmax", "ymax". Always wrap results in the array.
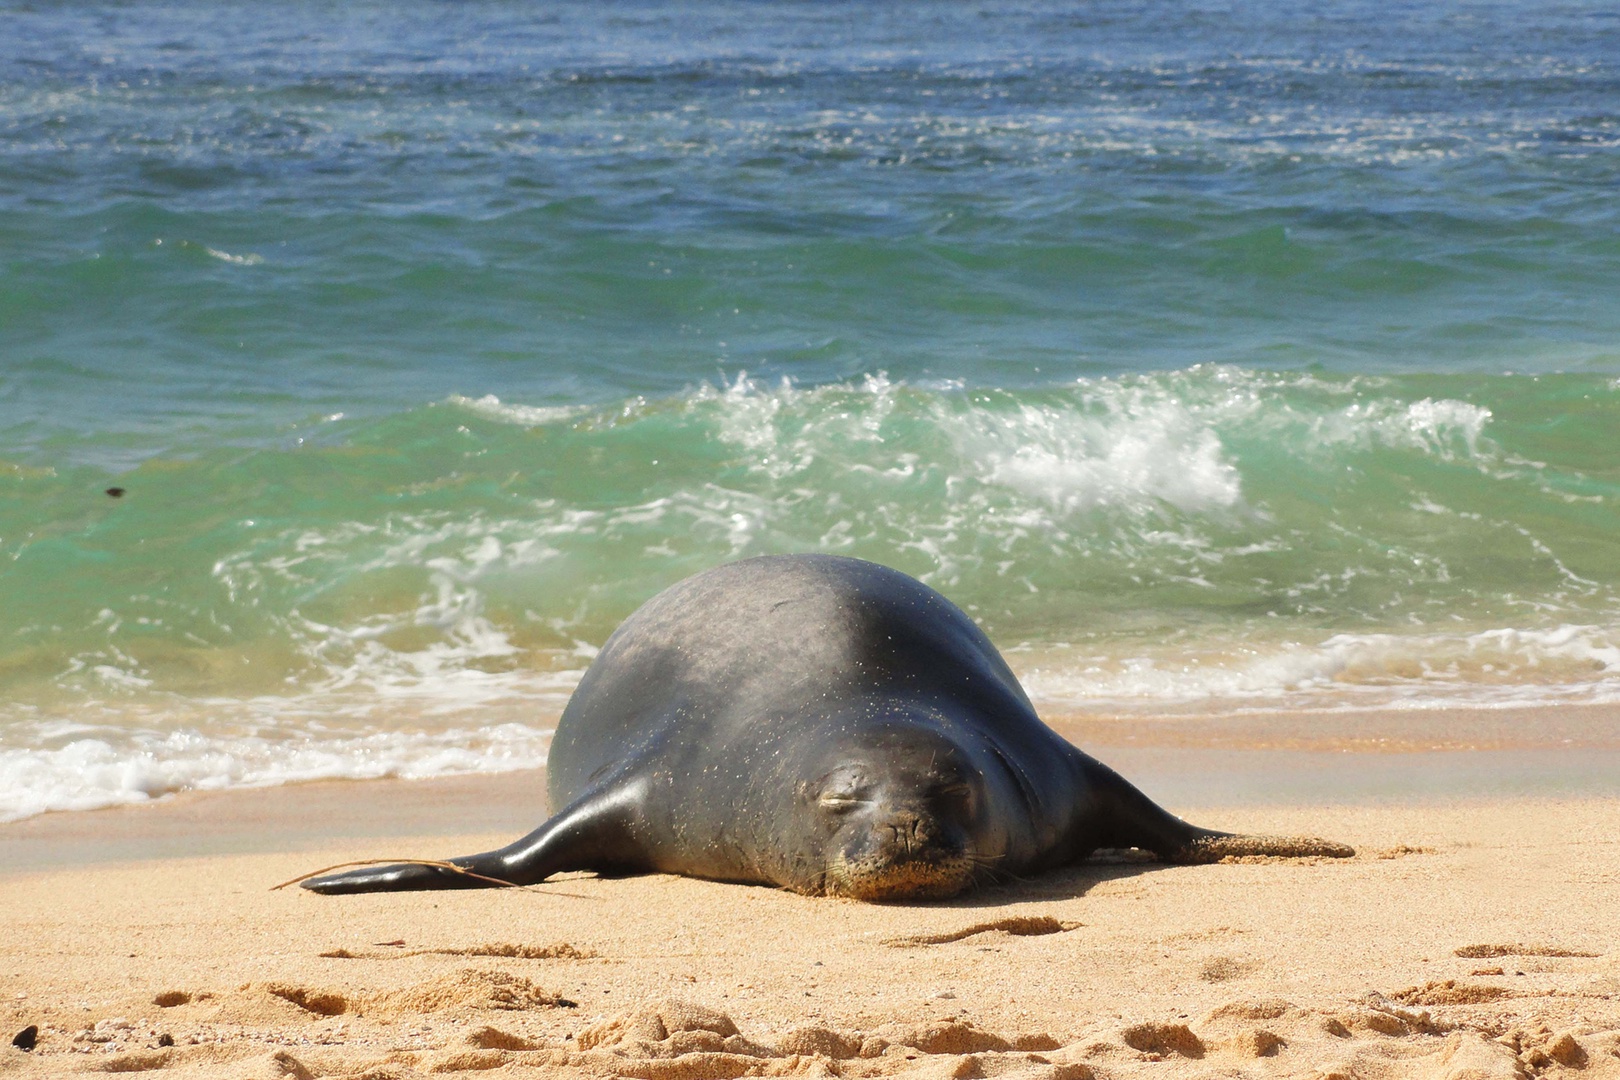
[{"xmin": 798, "ymin": 723, "xmax": 994, "ymax": 901}]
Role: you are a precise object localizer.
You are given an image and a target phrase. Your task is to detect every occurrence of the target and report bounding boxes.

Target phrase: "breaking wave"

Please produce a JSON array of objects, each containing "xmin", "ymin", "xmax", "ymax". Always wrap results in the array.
[{"xmin": 4, "ymin": 366, "xmax": 1619, "ymax": 818}]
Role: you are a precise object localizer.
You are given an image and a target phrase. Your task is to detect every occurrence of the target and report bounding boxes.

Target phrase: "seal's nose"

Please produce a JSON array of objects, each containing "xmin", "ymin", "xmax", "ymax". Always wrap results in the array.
[{"xmin": 880, "ymin": 811, "xmax": 940, "ymax": 858}]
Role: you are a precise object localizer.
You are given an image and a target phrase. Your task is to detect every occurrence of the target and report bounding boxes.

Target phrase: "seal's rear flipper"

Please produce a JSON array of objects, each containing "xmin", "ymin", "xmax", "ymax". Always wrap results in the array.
[
  {"xmin": 1082, "ymin": 758, "xmax": 1354, "ymax": 863},
  {"xmin": 299, "ymin": 779, "xmax": 648, "ymax": 895},
  {"xmin": 1168, "ymin": 832, "xmax": 1356, "ymax": 863}
]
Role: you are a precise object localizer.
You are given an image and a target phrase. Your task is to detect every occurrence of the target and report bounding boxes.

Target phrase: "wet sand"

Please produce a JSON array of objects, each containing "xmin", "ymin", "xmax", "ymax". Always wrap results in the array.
[{"xmin": 3, "ymin": 705, "xmax": 1618, "ymax": 1078}]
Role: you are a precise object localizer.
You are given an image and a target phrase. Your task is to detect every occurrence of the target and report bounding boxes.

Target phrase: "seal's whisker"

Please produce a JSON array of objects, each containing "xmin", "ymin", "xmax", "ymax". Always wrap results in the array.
[{"xmin": 971, "ymin": 861, "xmax": 1013, "ymax": 883}]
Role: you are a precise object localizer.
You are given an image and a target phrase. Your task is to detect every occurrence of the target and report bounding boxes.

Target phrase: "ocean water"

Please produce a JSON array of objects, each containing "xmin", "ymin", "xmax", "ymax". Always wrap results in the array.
[{"xmin": 3, "ymin": 0, "xmax": 1619, "ymax": 820}]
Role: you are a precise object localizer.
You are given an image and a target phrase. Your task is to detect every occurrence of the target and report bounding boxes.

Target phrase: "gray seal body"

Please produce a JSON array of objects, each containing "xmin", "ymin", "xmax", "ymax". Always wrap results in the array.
[{"xmin": 304, "ymin": 555, "xmax": 1350, "ymax": 899}]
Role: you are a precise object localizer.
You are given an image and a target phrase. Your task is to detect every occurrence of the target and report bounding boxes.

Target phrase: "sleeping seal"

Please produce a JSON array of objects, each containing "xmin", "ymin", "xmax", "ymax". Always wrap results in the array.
[{"xmin": 303, "ymin": 555, "xmax": 1351, "ymax": 899}]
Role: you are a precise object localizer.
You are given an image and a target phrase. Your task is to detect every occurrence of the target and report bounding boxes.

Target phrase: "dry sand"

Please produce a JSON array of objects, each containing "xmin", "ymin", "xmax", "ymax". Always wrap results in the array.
[{"xmin": 3, "ymin": 708, "xmax": 1618, "ymax": 1079}]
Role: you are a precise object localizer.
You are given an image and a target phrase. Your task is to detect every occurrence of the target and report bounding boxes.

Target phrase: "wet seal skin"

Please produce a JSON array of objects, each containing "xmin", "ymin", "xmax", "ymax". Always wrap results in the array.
[{"xmin": 303, "ymin": 555, "xmax": 1352, "ymax": 900}]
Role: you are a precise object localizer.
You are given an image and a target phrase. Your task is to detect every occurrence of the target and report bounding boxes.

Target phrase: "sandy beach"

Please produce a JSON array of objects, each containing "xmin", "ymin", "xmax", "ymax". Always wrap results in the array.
[
  {"xmin": 4, "ymin": 706, "xmax": 1618, "ymax": 1080},
  {"xmin": 8, "ymin": 2, "xmax": 1619, "ymax": 1076}
]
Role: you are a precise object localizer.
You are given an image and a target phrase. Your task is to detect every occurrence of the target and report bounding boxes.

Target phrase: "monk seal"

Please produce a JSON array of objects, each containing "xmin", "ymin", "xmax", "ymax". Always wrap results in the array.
[{"xmin": 303, "ymin": 555, "xmax": 1351, "ymax": 899}]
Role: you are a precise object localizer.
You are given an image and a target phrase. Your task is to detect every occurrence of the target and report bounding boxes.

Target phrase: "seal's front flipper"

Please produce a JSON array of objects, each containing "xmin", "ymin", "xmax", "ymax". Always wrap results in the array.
[
  {"xmin": 298, "ymin": 859, "xmax": 492, "ymax": 894},
  {"xmin": 300, "ymin": 778, "xmax": 649, "ymax": 895},
  {"xmin": 1082, "ymin": 758, "xmax": 1354, "ymax": 863}
]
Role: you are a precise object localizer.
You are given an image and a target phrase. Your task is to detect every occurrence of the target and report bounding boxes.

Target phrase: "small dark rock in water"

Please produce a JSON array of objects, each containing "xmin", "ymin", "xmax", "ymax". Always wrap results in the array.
[
  {"xmin": 157, "ymin": 1033, "xmax": 175, "ymax": 1047},
  {"xmin": 12, "ymin": 1025, "xmax": 37, "ymax": 1051},
  {"xmin": 105, "ymin": 487, "xmax": 126, "ymax": 498}
]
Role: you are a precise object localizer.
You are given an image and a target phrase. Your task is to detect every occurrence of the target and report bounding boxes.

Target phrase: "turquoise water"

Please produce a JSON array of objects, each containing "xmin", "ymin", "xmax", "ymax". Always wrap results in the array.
[{"xmin": 3, "ymin": 1, "xmax": 1619, "ymax": 818}]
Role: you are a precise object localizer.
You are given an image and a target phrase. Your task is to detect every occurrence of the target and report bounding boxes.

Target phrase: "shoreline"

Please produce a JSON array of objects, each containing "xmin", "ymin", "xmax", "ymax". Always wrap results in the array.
[
  {"xmin": 5, "ymin": 702, "xmax": 1619, "ymax": 877},
  {"xmin": 1043, "ymin": 700, "xmax": 1620, "ymax": 751}
]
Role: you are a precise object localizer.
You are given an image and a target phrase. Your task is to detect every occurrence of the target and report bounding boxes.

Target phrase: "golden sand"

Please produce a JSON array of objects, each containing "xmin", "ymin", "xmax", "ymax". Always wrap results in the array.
[{"xmin": 3, "ymin": 709, "xmax": 1619, "ymax": 1078}]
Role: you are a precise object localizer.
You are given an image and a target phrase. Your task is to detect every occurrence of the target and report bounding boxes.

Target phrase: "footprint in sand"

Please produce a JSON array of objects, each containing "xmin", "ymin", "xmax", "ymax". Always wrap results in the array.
[
  {"xmin": 430, "ymin": 941, "xmax": 596, "ymax": 960},
  {"xmin": 570, "ymin": 1001, "xmax": 1068, "ymax": 1073},
  {"xmin": 884, "ymin": 915, "xmax": 1081, "ymax": 947},
  {"xmin": 1203, "ymin": 999, "xmax": 1293, "ymax": 1022},
  {"xmin": 319, "ymin": 940, "xmax": 597, "ymax": 961},
  {"xmin": 262, "ymin": 969, "xmax": 578, "ymax": 1019},
  {"xmin": 1199, "ymin": 955, "xmax": 1259, "ymax": 982},
  {"xmin": 776, "ymin": 1025, "xmax": 865, "ymax": 1059},
  {"xmin": 1120, "ymin": 1021, "xmax": 1204, "ymax": 1059},
  {"xmin": 264, "ymin": 984, "xmax": 348, "ymax": 1017},
  {"xmin": 1390, "ymin": 979, "xmax": 1518, "ymax": 1006},
  {"xmin": 1375, "ymin": 845, "xmax": 1436, "ymax": 859},
  {"xmin": 1194, "ymin": 1000, "xmax": 1291, "ymax": 1057},
  {"xmin": 1454, "ymin": 942, "xmax": 1599, "ymax": 959},
  {"xmin": 1229, "ymin": 1028, "xmax": 1285, "ymax": 1057},
  {"xmin": 463, "ymin": 1024, "xmax": 545, "ymax": 1051}
]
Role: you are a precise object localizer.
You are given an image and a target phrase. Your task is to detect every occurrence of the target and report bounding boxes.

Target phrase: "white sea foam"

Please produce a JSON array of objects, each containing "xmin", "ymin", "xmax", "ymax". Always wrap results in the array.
[
  {"xmin": 1313, "ymin": 397, "xmax": 1493, "ymax": 460},
  {"xmin": 0, "ymin": 719, "xmax": 556, "ymax": 823},
  {"xmin": 678, "ymin": 367, "xmax": 1501, "ymax": 528},
  {"xmin": 447, "ymin": 393, "xmax": 584, "ymax": 426},
  {"xmin": 1017, "ymin": 623, "xmax": 1620, "ymax": 711},
  {"xmin": 965, "ymin": 399, "xmax": 1242, "ymax": 515},
  {"xmin": 203, "ymin": 246, "xmax": 263, "ymax": 266},
  {"xmin": 689, "ymin": 368, "xmax": 1250, "ymax": 516}
]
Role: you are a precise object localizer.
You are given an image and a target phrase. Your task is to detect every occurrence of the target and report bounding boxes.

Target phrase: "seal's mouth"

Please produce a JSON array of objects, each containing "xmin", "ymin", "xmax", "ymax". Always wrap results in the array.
[{"xmin": 821, "ymin": 852, "xmax": 977, "ymax": 902}]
